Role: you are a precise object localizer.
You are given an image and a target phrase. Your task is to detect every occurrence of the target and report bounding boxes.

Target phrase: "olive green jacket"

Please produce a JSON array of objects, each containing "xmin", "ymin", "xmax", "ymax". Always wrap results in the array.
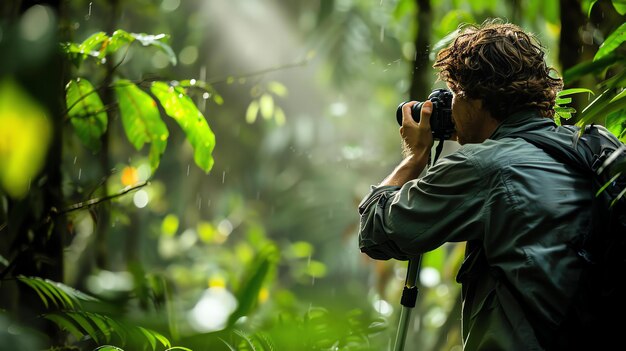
[{"xmin": 358, "ymin": 110, "xmax": 592, "ymax": 350}]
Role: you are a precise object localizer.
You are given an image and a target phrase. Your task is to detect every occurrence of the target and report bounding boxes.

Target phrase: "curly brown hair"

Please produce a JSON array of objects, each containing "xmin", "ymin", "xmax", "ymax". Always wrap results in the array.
[{"xmin": 433, "ymin": 19, "xmax": 563, "ymax": 120}]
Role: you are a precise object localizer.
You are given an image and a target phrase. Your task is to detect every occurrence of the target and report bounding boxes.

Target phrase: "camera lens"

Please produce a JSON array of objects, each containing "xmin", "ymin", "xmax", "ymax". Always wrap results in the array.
[{"xmin": 396, "ymin": 102, "xmax": 425, "ymax": 126}]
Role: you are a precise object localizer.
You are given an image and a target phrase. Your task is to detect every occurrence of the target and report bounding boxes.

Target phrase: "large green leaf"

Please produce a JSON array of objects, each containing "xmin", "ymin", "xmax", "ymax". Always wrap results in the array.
[
  {"xmin": 131, "ymin": 33, "xmax": 177, "ymax": 65},
  {"xmin": 114, "ymin": 80, "xmax": 169, "ymax": 171},
  {"xmin": 582, "ymin": 0, "xmax": 599, "ymax": 16},
  {"xmin": 66, "ymin": 78, "xmax": 108, "ymax": 152},
  {"xmin": 613, "ymin": 0, "xmax": 626, "ymax": 15},
  {"xmin": 151, "ymin": 82, "xmax": 215, "ymax": 173},
  {"xmin": 79, "ymin": 32, "xmax": 109, "ymax": 56},
  {"xmin": 578, "ymin": 89, "xmax": 626, "ymax": 126},
  {"xmin": 105, "ymin": 30, "xmax": 136, "ymax": 57},
  {"xmin": 563, "ymin": 53, "xmax": 623, "ymax": 82},
  {"xmin": 594, "ymin": 23, "xmax": 626, "ymax": 61},
  {"xmin": 606, "ymin": 109, "xmax": 626, "ymax": 141}
]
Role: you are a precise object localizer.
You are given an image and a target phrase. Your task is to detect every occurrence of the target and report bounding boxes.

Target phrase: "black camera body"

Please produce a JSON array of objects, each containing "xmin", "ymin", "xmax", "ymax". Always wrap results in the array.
[{"xmin": 396, "ymin": 88, "xmax": 455, "ymax": 140}]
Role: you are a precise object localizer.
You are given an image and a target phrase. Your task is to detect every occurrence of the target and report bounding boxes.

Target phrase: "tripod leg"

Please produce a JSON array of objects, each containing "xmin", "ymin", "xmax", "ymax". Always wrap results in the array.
[{"xmin": 393, "ymin": 257, "xmax": 422, "ymax": 351}]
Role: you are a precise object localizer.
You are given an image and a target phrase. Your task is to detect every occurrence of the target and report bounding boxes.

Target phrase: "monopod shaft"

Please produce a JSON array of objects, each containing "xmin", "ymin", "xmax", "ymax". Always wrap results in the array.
[{"xmin": 393, "ymin": 256, "xmax": 422, "ymax": 351}]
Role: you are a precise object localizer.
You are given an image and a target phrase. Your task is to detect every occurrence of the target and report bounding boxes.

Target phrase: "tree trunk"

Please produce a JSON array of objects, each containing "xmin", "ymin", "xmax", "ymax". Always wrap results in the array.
[
  {"xmin": 0, "ymin": 0, "xmax": 67, "ymax": 345},
  {"xmin": 409, "ymin": 0, "xmax": 432, "ymax": 101},
  {"xmin": 559, "ymin": 0, "xmax": 595, "ymax": 123},
  {"xmin": 95, "ymin": 0, "xmax": 120, "ymax": 270}
]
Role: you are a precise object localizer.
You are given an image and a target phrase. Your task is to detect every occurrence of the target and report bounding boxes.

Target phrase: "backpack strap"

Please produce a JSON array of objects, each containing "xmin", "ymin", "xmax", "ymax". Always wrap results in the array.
[{"xmin": 506, "ymin": 126, "xmax": 590, "ymax": 174}]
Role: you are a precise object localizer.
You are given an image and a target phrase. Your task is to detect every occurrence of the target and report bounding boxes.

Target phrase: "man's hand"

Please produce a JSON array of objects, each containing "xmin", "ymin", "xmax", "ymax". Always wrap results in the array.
[
  {"xmin": 400, "ymin": 100, "xmax": 434, "ymax": 161},
  {"xmin": 377, "ymin": 100, "xmax": 434, "ymax": 187}
]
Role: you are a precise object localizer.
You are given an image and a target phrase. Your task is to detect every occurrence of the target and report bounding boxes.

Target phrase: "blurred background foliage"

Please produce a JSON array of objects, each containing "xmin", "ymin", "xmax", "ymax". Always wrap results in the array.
[{"xmin": 0, "ymin": 0, "xmax": 624, "ymax": 350}]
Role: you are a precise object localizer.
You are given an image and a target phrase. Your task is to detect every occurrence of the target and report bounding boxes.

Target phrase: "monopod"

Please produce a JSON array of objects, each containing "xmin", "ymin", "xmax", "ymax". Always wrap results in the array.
[{"xmin": 393, "ymin": 256, "xmax": 422, "ymax": 351}]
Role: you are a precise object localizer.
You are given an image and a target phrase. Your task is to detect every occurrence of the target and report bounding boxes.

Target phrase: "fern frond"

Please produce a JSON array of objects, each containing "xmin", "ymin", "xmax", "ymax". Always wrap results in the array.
[{"xmin": 17, "ymin": 275, "xmax": 98, "ymax": 310}]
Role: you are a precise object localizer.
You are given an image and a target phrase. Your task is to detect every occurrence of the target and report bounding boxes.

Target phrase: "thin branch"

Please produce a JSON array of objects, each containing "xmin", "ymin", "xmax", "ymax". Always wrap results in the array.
[
  {"xmin": 64, "ymin": 103, "xmax": 117, "ymax": 122},
  {"xmin": 62, "ymin": 45, "xmax": 130, "ymax": 118},
  {"xmin": 207, "ymin": 58, "xmax": 311, "ymax": 85},
  {"xmin": 57, "ymin": 181, "xmax": 150, "ymax": 215}
]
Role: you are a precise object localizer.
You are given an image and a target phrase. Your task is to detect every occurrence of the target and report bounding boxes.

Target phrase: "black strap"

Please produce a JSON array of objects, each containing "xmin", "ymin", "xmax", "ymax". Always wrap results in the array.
[
  {"xmin": 507, "ymin": 130, "xmax": 589, "ymax": 173},
  {"xmin": 431, "ymin": 138, "xmax": 446, "ymax": 165}
]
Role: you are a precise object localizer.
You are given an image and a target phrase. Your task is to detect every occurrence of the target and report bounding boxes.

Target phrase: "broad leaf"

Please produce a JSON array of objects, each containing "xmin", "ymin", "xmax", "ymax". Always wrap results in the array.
[
  {"xmin": 594, "ymin": 23, "xmax": 626, "ymax": 61},
  {"xmin": 79, "ymin": 32, "xmax": 109, "ymax": 57},
  {"xmin": 114, "ymin": 80, "xmax": 168, "ymax": 171},
  {"xmin": 582, "ymin": 0, "xmax": 599, "ymax": 17},
  {"xmin": 131, "ymin": 33, "xmax": 177, "ymax": 65},
  {"xmin": 578, "ymin": 89, "xmax": 614, "ymax": 126},
  {"xmin": 606, "ymin": 109, "xmax": 626, "ymax": 142},
  {"xmin": 558, "ymin": 88, "xmax": 595, "ymax": 97},
  {"xmin": 105, "ymin": 30, "xmax": 136, "ymax": 57},
  {"xmin": 613, "ymin": 0, "xmax": 626, "ymax": 15},
  {"xmin": 151, "ymin": 82, "xmax": 215, "ymax": 173},
  {"xmin": 66, "ymin": 78, "xmax": 108, "ymax": 152},
  {"xmin": 563, "ymin": 53, "xmax": 622, "ymax": 83}
]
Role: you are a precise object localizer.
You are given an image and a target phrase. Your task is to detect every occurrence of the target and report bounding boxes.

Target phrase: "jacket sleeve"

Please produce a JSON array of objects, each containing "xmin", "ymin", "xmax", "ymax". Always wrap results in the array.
[
  {"xmin": 357, "ymin": 185, "xmax": 405, "ymax": 260},
  {"xmin": 357, "ymin": 150, "xmax": 487, "ymax": 261}
]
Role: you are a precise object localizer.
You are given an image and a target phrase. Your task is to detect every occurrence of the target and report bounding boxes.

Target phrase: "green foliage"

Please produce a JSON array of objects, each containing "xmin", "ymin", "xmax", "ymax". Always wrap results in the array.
[
  {"xmin": 554, "ymin": 88, "xmax": 595, "ymax": 125},
  {"xmin": 18, "ymin": 275, "xmax": 175, "ymax": 350},
  {"xmin": 594, "ymin": 22, "xmax": 626, "ymax": 61},
  {"xmin": 17, "ymin": 275, "xmax": 98, "ymax": 310},
  {"xmin": 114, "ymin": 80, "xmax": 169, "ymax": 171},
  {"xmin": 66, "ymin": 78, "xmax": 108, "ymax": 152},
  {"xmin": 62, "ymin": 29, "xmax": 176, "ymax": 68},
  {"xmin": 560, "ymin": 16, "xmax": 626, "ymax": 140},
  {"xmin": 61, "ymin": 30, "xmax": 216, "ymax": 173},
  {"xmin": 151, "ymin": 82, "xmax": 216, "ymax": 173},
  {"xmin": 245, "ymin": 81, "xmax": 288, "ymax": 125}
]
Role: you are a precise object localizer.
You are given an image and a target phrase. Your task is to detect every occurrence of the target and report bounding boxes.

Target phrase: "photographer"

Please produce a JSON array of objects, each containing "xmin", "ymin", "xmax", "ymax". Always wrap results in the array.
[{"xmin": 358, "ymin": 20, "xmax": 591, "ymax": 350}]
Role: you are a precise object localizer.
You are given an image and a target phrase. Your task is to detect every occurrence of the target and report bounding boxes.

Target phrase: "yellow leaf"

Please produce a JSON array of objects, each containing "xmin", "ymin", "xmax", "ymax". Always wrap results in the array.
[{"xmin": 0, "ymin": 79, "xmax": 51, "ymax": 199}]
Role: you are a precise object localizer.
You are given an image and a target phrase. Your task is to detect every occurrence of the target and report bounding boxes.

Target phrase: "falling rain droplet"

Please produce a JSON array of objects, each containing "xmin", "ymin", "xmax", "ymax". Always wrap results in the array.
[
  {"xmin": 187, "ymin": 164, "xmax": 190, "ymax": 176},
  {"xmin": 222, "ymin": 171, "xmax": 226, "ymax": 183},
  {"xmin": 78, "ymin": 168, "xmax": 82, "ymax": 180},
  {"xmin": 85, "ymin": 2, "xmax": 92, "ymax": 20},
  {"xmin": 73, "ymin": 156, "xmax": 77, "ymax": 165}
]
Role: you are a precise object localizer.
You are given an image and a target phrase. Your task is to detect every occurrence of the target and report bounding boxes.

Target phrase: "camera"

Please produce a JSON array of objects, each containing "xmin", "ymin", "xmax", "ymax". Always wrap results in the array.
[{"xmin": 396, "ymin": 88, "xmax": 455, "ymax": 140}]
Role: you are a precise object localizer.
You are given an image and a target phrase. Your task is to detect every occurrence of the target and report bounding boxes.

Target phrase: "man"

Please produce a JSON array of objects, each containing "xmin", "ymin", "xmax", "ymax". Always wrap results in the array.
[{"xmin": 358, "ymin": 20, "xmax": 592, "ymax": 350}]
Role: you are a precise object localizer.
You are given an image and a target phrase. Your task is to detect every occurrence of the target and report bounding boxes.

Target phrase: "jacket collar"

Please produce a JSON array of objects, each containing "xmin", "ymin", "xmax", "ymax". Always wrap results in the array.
[{"xmin": 489, "ymin": 109, "xmax": 557, "ymax": 140}]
